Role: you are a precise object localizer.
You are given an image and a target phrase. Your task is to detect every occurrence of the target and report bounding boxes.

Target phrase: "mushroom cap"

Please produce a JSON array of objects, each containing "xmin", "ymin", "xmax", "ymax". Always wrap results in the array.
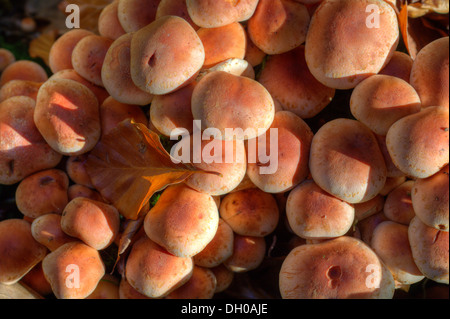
[
  {"xmin": 279, "ymin": 236, "xmax": 395, "ymax": 299},
  {"xmin": 0, "ymin": 96, "xmax": 62, "ymax": 185},
  {"xmin": 86, "ymin": 274, "xmax": 120, "ymax": 299},
  {"xmin": 61, "ymin": 197, "xmax": 120, "ymax": 250},
  {"xmin": 354, "ymin": 195, "xmax": 385, "ymax": 222},
  {"xmin": 247, "ymin": 111, "xmax": 314, "ymax": 193},
  {"xmin": 130, "ymin": 15, "xmax": 205, "ymax": 95},
  {"xmin": 98, "ymin": 0, "xmax": 126, "ymax": 40},
  {"xmin": 34, "ymin": 78, "xmax": 101, "ymax": 156},
  {"xmin": 386, "ymin": 106, "xmax": 449, "ymax": 179},
  {"xmin": 371, "ymin": 221, "xmax": 425, "ymax": 285},
  {"xmin": 286, "ymin": 180, "xmax": 355, "ymax": 239},
  {"xmin": 198, "ymin": 58, "xmax": 255, "ymax": 81},
  {"xmin": 244, "ymin": 30, "xmax": 267, "ymax": 67},
  {"xmin": 211, "ymin": 264, "xmax": 235, "ymax": 293},
  {"xmin": 65, "ymin": 155, "xmax": 94, "ymax": 188},
  {"xmin": 379, "ymin": 176, "xmax": 407, "ymax": 196},
  {"xmin": 193, "ymin": 219, "xmax": 234, "ymax": 268},
  {"xmin": 101, "ymin": 33, "xmax": 154, "ymax": 106},
  {"xmin": 31, "ymin": 214, "xmax": 77, "ymax": 252},
  {"xmin": 309, "ymin": 118, "xmax": 387, "ymax": 204},
  {"xmin": 191, "ymin": 71, "xmax": 275, "ymax": 140},
  {"xmin": 119, "ymin": 278, "xmax": 153, "ymax": 299},
  {"xmin": 350, "ymin": 75, "xmax": 422, "ymax": 136},
  {"xmin": 20, "ymin": 261, "xmax": 53, "ymax": 297},
  {"xmin": 71, "ymin": 35, "xmax": 113, "ymax": 87},
  {"xmin": 0, "ymin": 80, "xmax": 42, "ymax": 102},
  {"xmin": 149, "ymin": 81, "xmax": 196, "ymax": 137},
  {"xmin": 248, "ymin": 0, "xmax": 310, "ymax": 55},
  {"xmin": 15, "ymin": 169, "xmax": 69, "ymax": 219},
  {"xmin": 0, "ymin": 219, "xmax": 48, "ymax": 285},
  {"xmin": 165, "ymin": 266, "xmax": 217, "ymax": 299},
  {"xmin": 258, "ymin": 45, "xmax": 335, "ymax": 119},
  {"xmin": 186, "ymin": 0, "xmax": 259, "ymax": 28},
  {"xmin": 305, "ymin": 0, "xmax": 399, "ymax": 89},
  {"xmin": 412, "ymin": 165, "xmax": 449, "ymax": 231},
  {"xmin": 0, "ymin": 60, "xmax": 48, "ymax": 87},
  {"xmin": 125, "ymin": 237, "xmax": 193, "ymax": 298},
  {"xmin": 0, "ymin": 48, "xmax": 16, "ymax": 72},
  {"xmin": 48, "ymin": 29, "xmax": 94, "ymax": 74},
  {"xmin": 42, "ymin": 242, "xmax": 105, "ymax": 299},
  {"xmin": 67, "ymin": 184, "xmax": 104, "ymax": 202},
  {"xmin": 197, "ymin": 22, "xmax": 247, "ymax": 69},
  {"xmin": 117, "ymin": 0, "xmax": 161, "ymax": 33},
  {"xmin": 220, "ymin": 188, "xmax": 280, "ymax": 237},
  {"xmin": 358, "ymin": 212, "xmax": 389, "ymax": 246},
  {"xmin": 379, "ymin": 51, "xmax": 414, "ymax": 83},
  {"xmin": 408, "ymin": 217, "xmax": 449, "ymax": 284},
  {"xmin": 374, "ymin": 134, "xmax": 406, "ymax": 178},
  {"xmin": 144, "ymin": 184, "xmax": 219, "ymax": 258},
  {"xmin": 156, "ymin": 0, "xmax": 199, "ymax": 30},
  {"xmin": 410, "ymin": 36, "xmax": 449, "ymax": 109},
  {"xmin": 223, "ymin": 234, "xmax": 266, "ymax": 273},
  {"xmin": 384, "ymin": 180, "xmax": 416, "ymax": 226}
]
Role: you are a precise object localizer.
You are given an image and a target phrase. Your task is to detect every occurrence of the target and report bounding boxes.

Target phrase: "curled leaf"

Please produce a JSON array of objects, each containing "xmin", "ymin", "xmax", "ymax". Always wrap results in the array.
[
  {"xmin": 408, "ymin": 0, "xmax": 449, "ymax": 18},
  {"xmin": 28, "ymin": 30, "xmax": 57, "ymax": 66}
]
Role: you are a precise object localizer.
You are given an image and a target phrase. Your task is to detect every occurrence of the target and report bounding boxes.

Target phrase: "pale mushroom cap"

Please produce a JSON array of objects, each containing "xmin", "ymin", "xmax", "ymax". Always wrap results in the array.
[
  {"xmin": 42, "ymin": 242, "xmax": 105, "ymax": 299},
  {"xmin": 258, "ymin": 45, "xmax": 335, "ymax": 119},
  {"xmin": 408, "ymin": 217, "xmax": 449, "ymax": 284},
  {"xmin": 220, "ymin": 188, "xmax": 280, "ymax": 237},
  {"xmin": 410, "ymin": 36, "xmax": 449, "ymax": 109},
  {"xmin": 34, "ymin": 78, "xmax": 101, "ymax": 156},
  {"xmin": 247, "ymin": 111, "xmax": 314, "ymax": 193},
  {"xmin": 0, "ymin": 60, "xmax": 48, "ymax": 87},
  {"xmin": 248, "ymin": 0, "xmax": 310, "ymax": 55},
  {"xmin": 211, "ymin": 264, "xmax": 235, "ymax": 293},
  {"xmin": 61, "ymin": 197, "xmax": 120, "ymax": 251},
  {"xmin": 165, "ymin": 266, "xmax": 217, "ymax": 299},
  {"xmin": 223, "ymin": 235, "xmax": 266, "ymax": 273},
  {"xmin": 412, "ymin": 165, "xmax": 449, "ymax": 231},
  {"xmin": 117, "ymin": 0, "xmax": 161, "ymax": 33},
  {"xmin": 309, "ymin": 118, "xmax": 387, "ymax": 204},
  {"xmin": 101, "ymin": 33, "xmax": 154, "ymax": 106},
  {"xmin": 125, "ymin": 237, "xmax": 193, "ymax": 298},
  {"xmin": 350, "ymin": 75, "xmax": 422, "ymax": 136},
  {"xmin": 98, "ymin": 0, "xmax": 126, "ymax": 40},
  {"xmin": 130, "ymin": 15, "xmax": 205, "ymax": 95},
  {"xmin": 186, "ymin": 0, "xmax": 259, "ymax": 28},
  {"xmin": 379, "ymin": 51, "xmax": 414, "ymax": 83},
  {"xmin": 0, "ymin": 80, "xmax": 42, "ymax": 102},
  {"xmin": 144, "ymin": 184, "xmax": 219, "ymax": 258},
  {"xmin": 198, "ymin": 58, "xmax": 255, "ymax": 81},
  {"xmin": 386, "ymin": 106, "xmax": 449, "ymax": 179},
  {"xmin": 15, "ymin": 169, "xmax": 69, "ymax": 219},
  {"xmin": 0, "ymin": 219, "xmax": 48, "ymax": 285},
  {"xmin": 286, "ymin": 180, "xmax": 355, "ymax": 239},
  {"xmin": 31, "ymin": 214, "xmax": 77, "ymax": 252},
  {"xmin": 371, "ymin": 221, "xmax": 425, "ymax": 285},
  {"xmin": 384, "ymin": 180, "xmax": 416, "ymax": 226},
  {"xmin": 191, "ymin": 71, "xmax": 275, "ymax": 140},
  {"xmin": 279, "ymin": 236, "xmax": 395, "ymax": 299},
  {"xmin": 0, "ymin": 96, "xmax": 62, "ymax": 185},
  {"xmin": 305, "ymin": 0, "xmax": 399, "ymax": 89}
]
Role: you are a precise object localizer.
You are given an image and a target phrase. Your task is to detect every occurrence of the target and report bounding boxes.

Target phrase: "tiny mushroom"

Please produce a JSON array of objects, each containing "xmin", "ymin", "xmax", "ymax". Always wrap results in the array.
[
  {"xmin": 211, "ymin": 264, "xmax": 235, "ymax": 294},
  {"xmin": 66, "ymin": 155, "xmax": 94, "ymax": 188},
  {"xmin": 0, "ymin": 60, "xmax": 48, "ymax": 87},
  {"xmin": 383, "ymin": 180, "xmax": 416, "ymax": 226},
  {"xmin": 165, "ymin": 266, "xmax": 217, "ymax": 299},
  {"xmin": 98, "ymin": 0, "xmax": 126, "ymax": 41},
  {"xmin": 354, "ymin": 195, "xmax": 385, "ymax": 222},
  {"xmin": 31, "ymin": 214, "xmax": 77, "ymax": 252},
  {"xmin": 86, "ymin": 274, "xmax": 120, "ymax": 299},
  {"xmin": 156, "ymin": 0, "xmax": 199, "ymax": 30},
  {"xmin": 117, "ymin": 0, "xmax": 161, "ymax": 33},
  {"xmin": 0, "ymin": 48, "xmax": 15, "ymax": 73},
  {"xmin": 223, "ymin": 234, "xmax": 266, "ymax": 273}
]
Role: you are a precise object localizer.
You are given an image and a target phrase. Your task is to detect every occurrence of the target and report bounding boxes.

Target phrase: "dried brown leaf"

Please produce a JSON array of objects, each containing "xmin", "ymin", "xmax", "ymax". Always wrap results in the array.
[
  {"xmin": 408, "ymin": 0, "xmax": 449, "ymax": 18},
  {"xmin": 28, "ymin": 30, "xmax": 57, "ymax": 66}
]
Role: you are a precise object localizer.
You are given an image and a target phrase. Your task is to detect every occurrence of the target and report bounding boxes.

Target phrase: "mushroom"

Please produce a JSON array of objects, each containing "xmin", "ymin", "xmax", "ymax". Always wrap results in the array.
[
  {"xmin": 354, "ymin": 195, "xmax": 385, "ymax": 222},
  {"xmin": 409, "ymin": 217, "xmax": 449, "ymax": 284},
  {"xmin": 384, "ymin": 180, "xmax": 416, "ymax": 226},
  {"xmin": 0, "ymin": 48, "xmax": 15, "ymax": 73},
  {"xmin": 0, "ymin": 96, "xmax": 62, "ymax": 185},
  {"xmin": 371, "ymin": 221, "xmax": 425, "ymax": 285},
  {"xmin": 186, "ymin": 0, "xmax": 259, "ymax": 28},
  {"xmin": 219, "ymin": 188, "xmax": 280, "ymax": 237},
  {"xmin": 410, "ymin": 36, "xmax": 449, "ymax": 109},
  {"xmin": 156, "ymin": 0, "xmax": 199, "ymax": 30},
  {"xmin": 0, "ymin": 60, "xmax": 48, "ymax": 88},
  {"xmin": 247, "ymin": 111, "xmax": 313, "ymax": 193},
  {"xmin": 42, "ymin": 242, "xmax": 105, "ymax": 299},
  {"xmin": 286, "ymin": 180, "xmax": 355, "ymax": 240},
  {"xmin": 258, "ymin": 45, "xmax": 335, "ymax": 119},
  {"xmin": 279, "ymin": 236, "xmax": 395, "ymax": 299},
  {"xmin": 412, "ymin": 165, "xmax": 449, "ymax": 231},
  {"xmin": 71, "ymin": 35, "xmax": 113, "ymax": 87},
  {"xmin": 379, "ymin": 176, "xmax": 408, "ymax": 196},
  {"xmin": 193, "ymin": 219, "xmax": 234, "ymax": 268},
  {"xmin": 86, "ymin": 274, "xmax": 120, "ymax": 299},
  {"xmin": 223, "ymin": 234, "xmax": 266, "ymax": 273},
  {"xmin": 66, "ymin": 155, "xmax": 94, "ymax": 188},
  {"xmin": 130, "ymin": 15, "xmax": 205, "ymax": 95},
  {"xmin": 165, "ymin": 266, "xmax": 217, "ymax": 299},
  {"xmin": 48, "ymin": 29, "xmax": 94, "ymax": 74},
  {"xmin": 374, "ymin": 134, "xmax": 406, "ymax": 179},
  {"xmin": 248, "ymin": 0, "xmax": 310, "ymax": 55},
  {"xmin": 309, "ymin": 118, "xmax": 387, "ymax": 204},
  {"xmin": 197, "ymin": 22, "xmax": 247, "ymax": 69},
  {"xmin": 20, "ymin": 262, "xmax": 53, "ymax": 297},
  {"xmin": 34, "ymin": 78, "xmax": 101, "ymax": 156},
  {"xmin": 117, "ymin": 0, "xmax": 161, "ymax": 33},
  {"xmin": 144, "ymin": 184, "xmax": 219, "ymax": 258},
  {"xmin": 198, "ymin": 58, "xmax": 255, "ymax": 81},
  {"xmin": 101, "ymin": 33, "xmax": 154, "ymax": 106},
  {"xmin": 61, "ymin": 197, "xmax": 120, "ymax": 251},
  {"xmin": 98, "ymin": 0, "xmax": 126, "ymax": 40},
  {"xmin": 211, "ymin": 264, "xmax": 235, "ymax": 294},
  {"xmin": 191, "ymin": 71, "xmax": 275, "ymax": 140},
  {"xmin": 67, "ymin": 184, "xmax": 104, "ymax": 202},
  {"xmin": 118, "ymin": 278, "xmax": 153, "ymax": 299},
  {"xmin": 31, "ymin": 214, "xmax": 77, "ymax": 252},
  {"xmin": 0, "ymin": 219, "xmax": 48, "ymax": 285},
  {"xmin": 350, "ymin": 75, "xmax": 422, "ymax": 136},
  {"xmin": 357, "ymin": 212, "xmax": 389, "ymax": 246},
  {"xmin": 244, "ymin": 29, "xmax": 267, "ymax": 68},
  {"xmin": 15, "ymin": 169, "xmax": 69, "ymax": 219},
  {"xmin": 305, "ymin": 0, "xmax": 399, "ymax": 89},
  {"xmin": 125, "ymin": 237, "xmax": 193, "ymax": 298},
  {"xmin": 0, "ymin": 80, "xmax": 42, "ymax": 102},
  {"xmin": 386, "ymin": 105, "xmax": 449, "ymax": 179},
  {"xmin": 379, "ymin": 51, "xmax": 414, "ymax": 83}
]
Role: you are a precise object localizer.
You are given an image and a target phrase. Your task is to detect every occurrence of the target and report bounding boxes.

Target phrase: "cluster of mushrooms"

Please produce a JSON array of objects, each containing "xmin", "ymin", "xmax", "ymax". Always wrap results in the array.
[{"xmin": 0, "ymin": 0, "xmax": 449, "ymax": 299}]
